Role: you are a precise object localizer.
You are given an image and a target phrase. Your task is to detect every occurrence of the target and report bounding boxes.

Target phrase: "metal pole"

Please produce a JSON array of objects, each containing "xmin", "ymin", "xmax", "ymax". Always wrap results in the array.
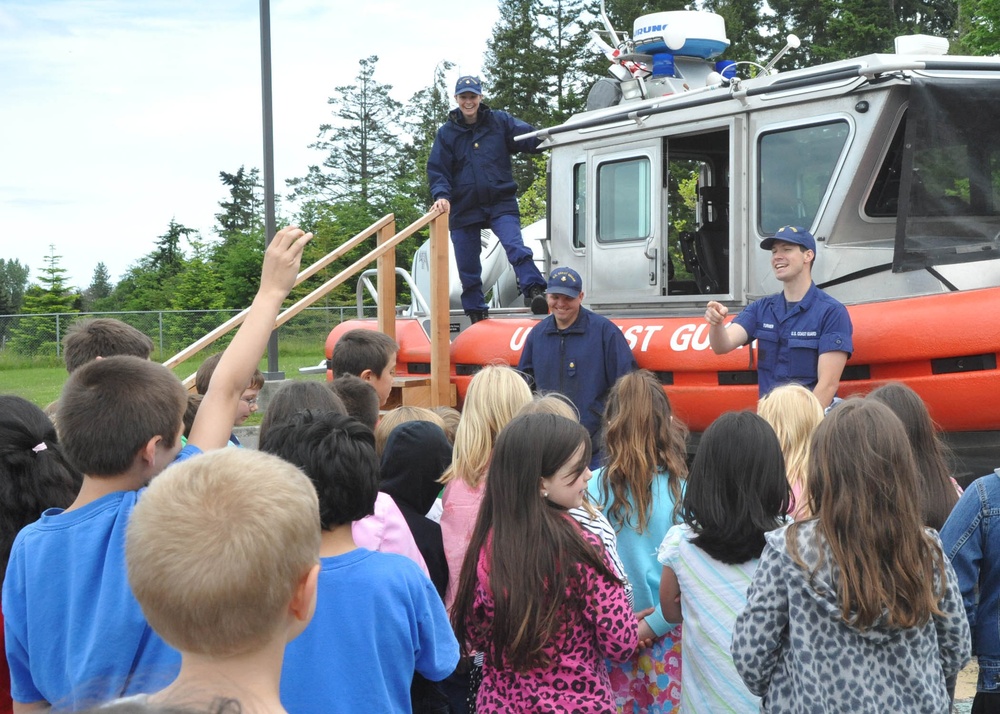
[{"xmin": 260, "ymin": 0, "xmax": 283, "ymax": 380}]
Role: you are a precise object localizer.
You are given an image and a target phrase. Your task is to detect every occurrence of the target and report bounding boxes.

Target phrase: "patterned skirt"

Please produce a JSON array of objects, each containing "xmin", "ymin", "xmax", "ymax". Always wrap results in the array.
[{"xmin": 608, "ymin": 623, "xmax": 682, "ymax": 714}]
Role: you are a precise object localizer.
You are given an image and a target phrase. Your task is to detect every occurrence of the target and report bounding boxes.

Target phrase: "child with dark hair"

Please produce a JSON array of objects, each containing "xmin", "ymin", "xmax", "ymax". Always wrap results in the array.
[
  {"xmin": 3, "ymin": 227, "xmax": 313, "ymax": 710},
  {"xmin": 733, "ymin": 399, "xmax": 970, "ymax": 712},
  {"xmin": 657, "ymin": 411, "xmax": 789, "ymax": 712},
  {"xmin": 589, "ymin": 370, "xmax": 688, "ymax": 711},
  {"xmin": 260, "ymin": 411, "xmax": 458, "ymax": 714},
  {"xmin": 868, "ymin": 382, "xmax": 960, "ymax": 529},
  {"xmin": 380, "ymin": 421, "xmax": 453, "ymax": 598},
  {"xmin": 329, "ymin": 374, "xmax": 380, "ymax": 431},
  {"xmin": 0, "ymin": 396, "xmax": 82, "ymax": 714},
  {"xmin": 257, "ymin": 381, "xmax": 345, "ymax": 445},
  {"xmin": 63, "ymin": 318, "xmax": 154, "ymax": 373},
  {"xmin": 260, "ymin": 382, "xmax": 427, "ymax": 576},
  {"xmin": 330, "ymin": 328, "xmax": 399, "ymax": 406},
  {"xmin": 451, "ymin": 413, "xmax": 637, "ymax": 712}
]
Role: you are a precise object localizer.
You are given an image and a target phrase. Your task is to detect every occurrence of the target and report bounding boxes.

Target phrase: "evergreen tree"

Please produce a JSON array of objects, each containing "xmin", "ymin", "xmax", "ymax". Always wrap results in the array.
[
  {"xmin": 109, "ymin": 220, "xmax": 197, "ymax": 311},
  {"xmin": 484, "ymin": 0, "xmax": 552, "ymax": 194},
  {"xmin": 153, "ymin": 218, "xmax": 193, "ymax": 281},
  {"xmin": 955, "ymin": 0, "xmax": 1000, "ymax": 53},
  {"xmin": 82, "ymin": 262, "xmax": 113, "ymax": 312},
  {"xmin": 215, "ymin": 166, "xmax": 264, "ymax": 235},
  {"xmin": 213, "ymin": 166, "xmax": 267, "ymax": 309},
  {"xmin": 538, "ymin": 0, "xmax": 596, "ymax": 124},
  {"xmin": 168, "ymin": 236, "xmax": 225, "ymax": 349},
  {"xmin": 0, "ymin": 259, "xmax": 30, "ymax": 316},
  {"xmin": 7, "ymin": 247, "xmax": 78, "ymax": 357},
  {"xmin": 764, "ymin": 0, "xmax": 956, "ymax": 65},
  {"xmin": 400, "ymin": 61, "xmax": 455, "ymax": 209},
  {"xmin": 287, "ymin": 55, "xmax": 404, "ymax": 215}
]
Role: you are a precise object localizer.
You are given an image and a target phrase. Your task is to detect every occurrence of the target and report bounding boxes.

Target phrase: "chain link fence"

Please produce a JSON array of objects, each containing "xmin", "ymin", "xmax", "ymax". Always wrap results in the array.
[{"xmin": 0, "ymin": 305, "xmax": 376, "ymax": 363}]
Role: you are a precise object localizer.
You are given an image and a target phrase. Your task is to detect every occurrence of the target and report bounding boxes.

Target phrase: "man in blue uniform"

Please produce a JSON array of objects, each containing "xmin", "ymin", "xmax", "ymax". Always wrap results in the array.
[
  {"xmin": 518, "ymin": 267, "xmax": 637, "ymax": 467},
  {"xmin": 427, "ymin": 75, "xmax": 548, "ymax": 323},
  {"xmin": 705, "ymin": 226, "xmax": 853, "ymax": 408}
]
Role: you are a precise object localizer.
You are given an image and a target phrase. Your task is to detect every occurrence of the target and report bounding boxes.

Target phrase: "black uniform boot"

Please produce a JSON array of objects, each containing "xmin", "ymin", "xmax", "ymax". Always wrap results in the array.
[{"xmin": 467, "ymin": 310, "xmax": 489, "ymax": 324}]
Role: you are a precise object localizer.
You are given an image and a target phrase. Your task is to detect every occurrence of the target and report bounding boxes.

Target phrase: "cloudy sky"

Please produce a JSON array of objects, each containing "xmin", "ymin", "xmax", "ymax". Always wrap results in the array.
[{"xmin": 0, "ymin": 0, "xmax": 499, "ymax": 292}]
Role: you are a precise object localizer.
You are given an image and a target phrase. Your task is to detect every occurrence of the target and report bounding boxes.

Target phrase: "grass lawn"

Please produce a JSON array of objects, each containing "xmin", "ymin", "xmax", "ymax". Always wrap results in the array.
[{"xmin": 0, "ymin": 335, "xmax": 329, "ymax": 412}]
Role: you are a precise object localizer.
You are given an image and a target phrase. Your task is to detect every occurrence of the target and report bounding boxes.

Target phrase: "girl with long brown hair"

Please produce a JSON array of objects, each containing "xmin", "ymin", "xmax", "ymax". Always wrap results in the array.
[
  {"xmin": 732, "ymin": 399, "xmax": 970, "ymax": 712},
  {"xmin": 587, "ymin": 370, "xmax": 688, "ymax": 712},
  {"xmin": 868, "ymin": 381, "xmax": 960, "ymax": 530},
  {"xmin": 451, "ymin": 413, "xmax": 637, "ymax": 713}
]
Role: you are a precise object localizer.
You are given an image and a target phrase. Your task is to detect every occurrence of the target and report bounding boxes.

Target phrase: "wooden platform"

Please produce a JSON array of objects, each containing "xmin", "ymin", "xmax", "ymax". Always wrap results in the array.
[{"xmin": 384, "ymin": 375, "xmax": 457, "ymax": 410}]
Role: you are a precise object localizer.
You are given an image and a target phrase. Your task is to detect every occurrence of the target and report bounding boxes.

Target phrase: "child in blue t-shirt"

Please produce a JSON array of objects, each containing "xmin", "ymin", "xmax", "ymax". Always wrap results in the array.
[
  {"xmin": 2, "ymin": 227, "xmax": 314, "ymax": 710},
  {"xmin": 261, "ymin": 410, "xmax": 460, "ymax": 714}
]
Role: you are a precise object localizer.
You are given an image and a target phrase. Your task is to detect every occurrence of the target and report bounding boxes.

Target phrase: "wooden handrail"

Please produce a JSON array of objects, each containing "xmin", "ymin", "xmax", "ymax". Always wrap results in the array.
[{"xmin": 169, "ymin": 211, "xmax": 451, "ymax": 408}]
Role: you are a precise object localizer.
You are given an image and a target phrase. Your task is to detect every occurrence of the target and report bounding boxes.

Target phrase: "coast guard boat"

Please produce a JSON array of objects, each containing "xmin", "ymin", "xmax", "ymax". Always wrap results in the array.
[{"xmin": 328, "ymin": 9, "xmax": 1000, "ymax": 478}]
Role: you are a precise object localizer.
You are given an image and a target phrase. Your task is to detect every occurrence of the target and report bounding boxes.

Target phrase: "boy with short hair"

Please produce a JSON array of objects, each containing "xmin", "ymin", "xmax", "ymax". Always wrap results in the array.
[
  {"xmin": 328, "ymin": 374, "xmax": 380, "ymax": 431},
  {"xmin": 3, "ymin": 227, "xmax": 313, "ymax": 711},
  {"xmin": 125, "ymin": 448, "xmax": 321, "ymax": 713},
  {"xmin": 194, "ymin": 352, "xmax": 265, "ymax": 446},
  {"xmin": 260, "ymin": 411, "xmax": 459, "ymax": 714},
  {"xmin": 330, "ymin": 328, "xmax": 398, "ymax": 406},
  {"xmin": 63, "ymin": 318, "xmax": 155, "ymax": 373}
]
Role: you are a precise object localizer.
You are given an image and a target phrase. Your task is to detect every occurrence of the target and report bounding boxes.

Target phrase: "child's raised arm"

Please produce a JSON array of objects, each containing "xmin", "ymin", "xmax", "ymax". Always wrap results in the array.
[{"xmin": 188, "ymin": 226, "xmax": 313, "ymax": 452}]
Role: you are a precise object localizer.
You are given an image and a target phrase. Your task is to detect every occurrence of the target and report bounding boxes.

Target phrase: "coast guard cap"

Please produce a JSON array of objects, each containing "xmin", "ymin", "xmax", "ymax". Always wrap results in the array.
[
  {"xmin": 546, "ymin": 267, "xmax": 582, "ymax": 298},
  {"xmin": 760, "ymin": 225, "xmax": 816, "ymax": 252},
  {"xmin": 454, "ymin": 76, "xmax": 483, "ymax": 96}
]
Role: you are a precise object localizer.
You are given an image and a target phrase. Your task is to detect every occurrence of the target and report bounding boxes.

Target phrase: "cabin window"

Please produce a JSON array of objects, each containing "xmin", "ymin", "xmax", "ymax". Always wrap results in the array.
[
  {"xmin": 597, "ymin": 157, "xmax": 651, "ymax": 243},
  {"xmin": 758, "ymin": 121, "xmax": 850, "ymax": 234},
  {"xmin": 573, "ymin": 162, "xmax": 586, "ymax": 249},
  {"xmin": 893, "ymin": 78, "xmax": 1000, "ymax": 270}
]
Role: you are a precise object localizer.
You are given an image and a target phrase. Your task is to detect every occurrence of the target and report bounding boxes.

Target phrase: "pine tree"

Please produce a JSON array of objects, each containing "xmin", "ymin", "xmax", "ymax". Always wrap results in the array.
[
  {"xmin": 400, "ymin": 61, "xmax": 455, "ymax": 209},
  {"xmin": 287, "ymin": 55, "xmax": 404, "ymax": 215},
  {"xmin": 484, "ymin": 0, "xmax": 552, "ymax": 198},
  {"xmin": 82, "ymin": 262, "xmax": 113, "ymax": 312},
  {"xmin": 7, "ymin": 247, "xmax": 79, "ymax": 357},
  {"xmin": 213, "ymin": 166, "xmax": 267, "ymax": 309},
  {"xmin": 538, "ymin": 0, "xmax": 597, "ymax": 123}
]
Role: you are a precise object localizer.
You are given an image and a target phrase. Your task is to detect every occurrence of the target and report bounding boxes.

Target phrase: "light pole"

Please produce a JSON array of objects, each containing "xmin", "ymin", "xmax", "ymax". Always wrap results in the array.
[{"xmin": 259, "ymin": 0, "xmax": 282, "ymax": 380}]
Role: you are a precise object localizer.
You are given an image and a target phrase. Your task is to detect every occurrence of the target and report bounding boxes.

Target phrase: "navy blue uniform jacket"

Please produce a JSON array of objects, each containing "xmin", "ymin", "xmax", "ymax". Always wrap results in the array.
[
  {"xmin": 517, "ymin": 308, "xmax": 638, "ymax": 443},
  {"xmin": 426, "ymin": 105, "xmax": 543, "ymax": 230}
]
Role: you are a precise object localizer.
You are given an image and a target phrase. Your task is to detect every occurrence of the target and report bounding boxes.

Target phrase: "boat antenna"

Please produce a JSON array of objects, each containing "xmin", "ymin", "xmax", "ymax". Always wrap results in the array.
[
  {"xmin": 599, "ymin": 0, "xmax": 621, "ymax": 47},
  {"xmin": 761, "ymin": 34, "xmax": 801, "ymax": 75}
]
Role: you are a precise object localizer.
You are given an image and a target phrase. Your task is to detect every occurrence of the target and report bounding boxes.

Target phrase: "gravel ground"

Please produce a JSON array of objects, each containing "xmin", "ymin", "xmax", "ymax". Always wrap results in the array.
[{"xmin": 955, "ymin": 660, "xmax": 977, "ymax": 713}]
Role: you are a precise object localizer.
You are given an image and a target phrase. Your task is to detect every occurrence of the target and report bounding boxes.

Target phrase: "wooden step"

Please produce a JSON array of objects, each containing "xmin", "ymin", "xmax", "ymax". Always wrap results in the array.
[{"xmin": 383, "ymin": 375, "xmax": 456, "ymax": 410}]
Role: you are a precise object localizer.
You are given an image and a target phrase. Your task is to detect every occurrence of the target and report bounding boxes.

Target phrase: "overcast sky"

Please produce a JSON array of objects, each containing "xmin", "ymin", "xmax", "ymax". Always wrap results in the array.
[{"xmin": 0, "ymin": 0, "xmax": 499, "ymax": 293}]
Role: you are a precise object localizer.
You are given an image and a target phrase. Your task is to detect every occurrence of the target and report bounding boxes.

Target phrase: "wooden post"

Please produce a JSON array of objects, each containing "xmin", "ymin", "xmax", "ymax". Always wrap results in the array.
[
  {"xmin": 377, "ymin": 218, "xmax": 397, "ymax": 340},
  {"xmin": 429, "ymin": 212, "xmax": 451, "ymax": 406}
]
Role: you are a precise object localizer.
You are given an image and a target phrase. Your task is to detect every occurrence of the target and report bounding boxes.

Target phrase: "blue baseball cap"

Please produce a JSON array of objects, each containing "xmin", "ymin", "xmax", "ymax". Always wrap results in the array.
[
  {"xmin": 546, "ymin": 267, "xmax": 583, "ymax": 297},
  {"xmin": 760, "ymin": 225, "xmax": 816, "ymax": 252},
  {"xmin": 454, "ymin": 76, "xmax": 482, "ymax": 96}
]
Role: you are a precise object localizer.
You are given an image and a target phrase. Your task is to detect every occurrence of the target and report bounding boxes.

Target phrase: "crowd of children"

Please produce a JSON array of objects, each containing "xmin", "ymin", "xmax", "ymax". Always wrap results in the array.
[{"xmin": 0, "ymin": 233, "xmax": 987, "ymax": 713}]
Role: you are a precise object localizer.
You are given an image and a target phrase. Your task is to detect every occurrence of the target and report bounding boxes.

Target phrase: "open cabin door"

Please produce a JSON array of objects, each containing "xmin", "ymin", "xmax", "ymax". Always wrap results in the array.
[{"xmin": 584, "ymin": 138, "xmax": 667, "ymax": 305}]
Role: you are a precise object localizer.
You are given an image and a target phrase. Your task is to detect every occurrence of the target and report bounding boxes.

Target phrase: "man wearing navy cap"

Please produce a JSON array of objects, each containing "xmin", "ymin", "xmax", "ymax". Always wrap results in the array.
[
  {"xmin": 518, "ymin": 267, "xmax": 637, "ymax": 467},
  {"xmin": 705, "ymin": 226, "xmax": 853, "ymax": 407},
  {"xmin": 427, "ymin": 75, "xmax": 548, "ymax": 323}
]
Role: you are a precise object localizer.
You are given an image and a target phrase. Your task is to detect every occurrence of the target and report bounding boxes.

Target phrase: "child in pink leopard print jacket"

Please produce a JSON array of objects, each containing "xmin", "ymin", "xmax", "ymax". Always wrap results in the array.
[{"xmin": 451, "ymin": 413, "xmax": 638, "ymax": 713}]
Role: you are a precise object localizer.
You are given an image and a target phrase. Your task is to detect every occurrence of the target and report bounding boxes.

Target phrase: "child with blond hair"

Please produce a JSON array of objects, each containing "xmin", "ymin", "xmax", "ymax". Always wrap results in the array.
[
  {"xmin": 125, "ymin": 449, "xmax": 321, "ymax": 714},
  {"xmin": 757, "ymin": 384, "xmax": 824, "ymax": 520},
  {"xmin": 439, "ymin": 364, "xmax": 531, "ymax": 609}
]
